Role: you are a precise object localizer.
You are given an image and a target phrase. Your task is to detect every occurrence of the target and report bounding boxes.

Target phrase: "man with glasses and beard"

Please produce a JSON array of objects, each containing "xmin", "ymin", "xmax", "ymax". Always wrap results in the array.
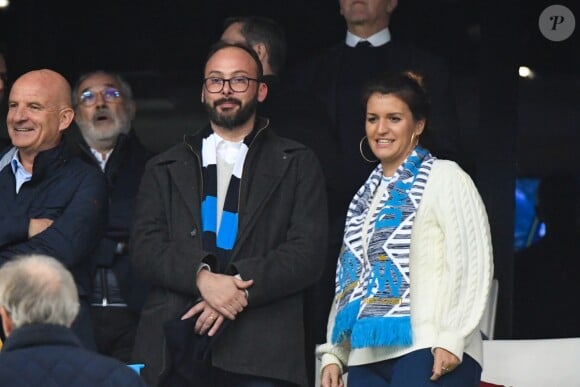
[
  {"xmin": 65, "ymin": 71, "xmax": 153, "ymax": 362},
  {"xmin": 130, "ymin": 41, "xmax": 327, "ymax": 387}
]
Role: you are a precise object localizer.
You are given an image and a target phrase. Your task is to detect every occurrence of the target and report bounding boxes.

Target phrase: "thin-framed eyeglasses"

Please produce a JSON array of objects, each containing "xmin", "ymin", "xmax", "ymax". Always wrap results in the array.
[
  {"xmin": 79, "ymin": 87, "xmax": 123, "ymax": 106},
  {"xmin": 203, "ymin": 76, "xmax": 259, "ymax": 93}
]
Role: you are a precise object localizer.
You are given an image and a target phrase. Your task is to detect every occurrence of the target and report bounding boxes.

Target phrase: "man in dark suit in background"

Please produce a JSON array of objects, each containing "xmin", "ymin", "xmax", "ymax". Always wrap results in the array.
[{"xmin": 296, "ymin": 0, "xmax": 464, "ymax": 210}]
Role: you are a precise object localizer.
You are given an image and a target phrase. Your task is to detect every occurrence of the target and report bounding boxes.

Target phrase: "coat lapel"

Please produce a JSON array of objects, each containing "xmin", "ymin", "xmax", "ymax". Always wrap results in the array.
[
  {"xmin": 167, "ymin": 152, "xmax": 202, "ymax": 219},
  {"xmin": 234, "ymin": 145, "xmax": 290, "ymax": 250}
]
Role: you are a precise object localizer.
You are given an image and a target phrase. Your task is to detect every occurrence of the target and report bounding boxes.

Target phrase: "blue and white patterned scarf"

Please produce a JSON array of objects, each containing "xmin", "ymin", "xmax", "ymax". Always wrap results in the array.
[{"xmin": 332, "ymin": 147, "xmax": 435, "ymax": 348}]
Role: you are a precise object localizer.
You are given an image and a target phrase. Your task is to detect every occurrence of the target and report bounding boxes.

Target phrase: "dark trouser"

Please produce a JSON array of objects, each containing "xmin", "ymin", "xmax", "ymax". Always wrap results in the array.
[
  {"xmin": 348, "ymin": 348, "xmax": 482, "ymax": 387},
  {"xmin": 90, "ymin": 306, "xmax": 139, "ymax": 363}
]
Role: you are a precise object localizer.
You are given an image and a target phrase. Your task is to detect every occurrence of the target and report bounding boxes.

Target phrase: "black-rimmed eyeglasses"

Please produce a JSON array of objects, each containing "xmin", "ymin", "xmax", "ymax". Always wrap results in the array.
[
  {"xmin": 79, "ymin": 87, "xmax": 123, "ymax": 106},
  {"xmin": 203, "ymin": 76, "xmax": 259, "ymax": 93}
]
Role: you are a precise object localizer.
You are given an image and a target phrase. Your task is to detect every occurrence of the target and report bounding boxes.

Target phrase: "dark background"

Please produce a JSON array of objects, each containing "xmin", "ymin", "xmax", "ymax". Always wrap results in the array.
[{"xmin": 1, "ymin": 0, "xmax": 579, "ymax": 339}]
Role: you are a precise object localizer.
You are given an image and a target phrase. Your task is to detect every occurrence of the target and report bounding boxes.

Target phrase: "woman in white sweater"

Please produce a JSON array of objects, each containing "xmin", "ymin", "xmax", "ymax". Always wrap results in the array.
[{"xmin": 318, "ymin": 72, "xmax": 493, "ymax": 387}]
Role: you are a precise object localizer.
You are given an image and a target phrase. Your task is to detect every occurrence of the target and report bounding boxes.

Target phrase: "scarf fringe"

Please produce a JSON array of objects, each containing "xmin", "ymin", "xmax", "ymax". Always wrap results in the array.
[
  {"xmin": 331, "ymin": 299, "xmax": 361, "ymax": 344},
  {"xmin": 351, "ymin": 316, "xmax": 412, "ymax": 349}
]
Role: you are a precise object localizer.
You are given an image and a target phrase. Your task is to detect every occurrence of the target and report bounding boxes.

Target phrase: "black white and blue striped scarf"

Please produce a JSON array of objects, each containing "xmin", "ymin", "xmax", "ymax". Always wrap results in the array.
[
  {"xmin": 200, "ymin": 130, "xmax": 256, "ymax": 271},
  {"xmin": 332, "ymin": 147, "xmax": 434, "ymax": 348}
]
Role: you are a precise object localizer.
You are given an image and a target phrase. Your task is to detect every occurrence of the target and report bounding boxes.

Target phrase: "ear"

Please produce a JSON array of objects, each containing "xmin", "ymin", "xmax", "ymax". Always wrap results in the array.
[
  {"xmin": 0, "ymin": 306, "xmax": 12, "ymax": 337},
  {"xmin": 387, "ymin": 0, "xmax": 398, "ymax": 13},
  {"xmin": 414, "ymin": 119, "xmax": 425, "ymax": 136},
  {"xmin": 253, "ymin": 43, "xmax": 268, "ymax": 65},
  {"xmin": 58, "ymin": 107, "xmax": 75, "ymax": 132},
  {"xmin": 257, "ymin": 81, "xmax": 268, "ymax": 103}
]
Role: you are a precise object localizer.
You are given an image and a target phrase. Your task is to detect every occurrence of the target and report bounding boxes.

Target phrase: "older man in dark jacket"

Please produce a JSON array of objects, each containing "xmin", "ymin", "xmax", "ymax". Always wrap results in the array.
[
  {"xmin": 0, "ymin": 254, "xmax": 145, "ymax": 387},
  {"xmin": 131, "ymin": 42, "xmax": 327, "ymax": 387},
  {"xmin": 0, "ymin": 69, "xmax": 107, "ymax": 350},
  {"xmin": 66, "ymin": 70, "xmax": 153, "ymax": 362}
]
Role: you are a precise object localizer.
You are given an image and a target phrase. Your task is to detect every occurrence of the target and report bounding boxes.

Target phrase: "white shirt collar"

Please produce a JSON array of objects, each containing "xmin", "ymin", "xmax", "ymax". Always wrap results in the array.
[
  {"xmin": 214, "ymin": 133, "xmax": 243, "ymax": 165},
  {"xmin": 345, "ymin": 27, "xmax": 391, "ymax": 47},
  {"xmin": 10, "ymin": 150, "xmax": 32, "ymax": 193},
  {"xmin": 90, "ymin": 148, "xmax": 113, "ymax": 171}
]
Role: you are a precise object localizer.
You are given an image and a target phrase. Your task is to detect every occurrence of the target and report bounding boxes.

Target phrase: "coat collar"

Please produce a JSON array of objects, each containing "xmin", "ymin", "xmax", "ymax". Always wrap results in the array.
[{"xmin": 2, "ymin": 324, "xmax": 81, "ymax": 352}]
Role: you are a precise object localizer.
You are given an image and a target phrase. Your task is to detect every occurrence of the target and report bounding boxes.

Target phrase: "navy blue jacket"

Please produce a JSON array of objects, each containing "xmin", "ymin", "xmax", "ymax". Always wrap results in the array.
[
  {"xmin": 0, "ymin": 141, "xmax": 107, "ymax": 297},
  {"xmin": 66, "ymin": 129, "xmax": 153, "ymax": 311},
  {"xmin": 0, "ymin": 324, "xmax": 146, "ymax": 387}
]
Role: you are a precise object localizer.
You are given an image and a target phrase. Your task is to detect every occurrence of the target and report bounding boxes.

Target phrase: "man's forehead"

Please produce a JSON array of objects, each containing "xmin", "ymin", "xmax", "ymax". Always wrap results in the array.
[
  {"xmin": 205, "ymin": 47, "xmax": 258, "ymax": 75},
  {"xmin": 79, "ymin": 74, "xmax": 119, "ymax": 91}
]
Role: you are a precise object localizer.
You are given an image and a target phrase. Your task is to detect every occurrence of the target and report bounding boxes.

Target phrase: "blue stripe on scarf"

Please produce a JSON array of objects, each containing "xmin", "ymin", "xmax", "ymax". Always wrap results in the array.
[
  {"xmin": 217, "ymin": 211, "xmax": 238, "ymax": 250},
  {"xmin": 201, "ymin": 196, "xmax": 217, "ymax": 233},
  {"xmin": 351, "ymin": 316, "xmax": 412, "ymax": 348}
]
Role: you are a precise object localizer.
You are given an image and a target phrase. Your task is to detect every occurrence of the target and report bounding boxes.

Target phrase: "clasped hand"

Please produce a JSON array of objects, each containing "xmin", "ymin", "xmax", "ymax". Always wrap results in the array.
[{"xmin": 196, "ymin": 270, "xmax": 253, "ymax": 320}]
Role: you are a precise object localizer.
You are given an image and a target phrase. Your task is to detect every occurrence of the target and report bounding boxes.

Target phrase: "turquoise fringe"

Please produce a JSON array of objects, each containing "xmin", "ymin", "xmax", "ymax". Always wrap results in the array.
[
  {"xmin": 351, "ymin": 316, "xmax": 412, "ymax": 349},
  {"xmin": 331, "ymin": 299, "xmax": 361, "ymax": 344}
]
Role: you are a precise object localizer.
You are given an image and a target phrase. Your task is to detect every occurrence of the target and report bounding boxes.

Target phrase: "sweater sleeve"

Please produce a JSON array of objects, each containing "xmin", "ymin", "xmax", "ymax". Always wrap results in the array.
[
  {"xmin": 315, "ymin": 291, "xmax": 350, "ymax": 375},
  {"xmin": 427, "ymin": 161, "xmax": 493, "ymax": 361}
]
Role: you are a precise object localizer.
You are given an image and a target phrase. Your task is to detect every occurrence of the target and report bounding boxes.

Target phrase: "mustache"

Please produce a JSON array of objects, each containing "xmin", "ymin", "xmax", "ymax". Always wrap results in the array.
[{"xmin": 214, "ymin": 98, "xmax": 241, "ymax": 107}]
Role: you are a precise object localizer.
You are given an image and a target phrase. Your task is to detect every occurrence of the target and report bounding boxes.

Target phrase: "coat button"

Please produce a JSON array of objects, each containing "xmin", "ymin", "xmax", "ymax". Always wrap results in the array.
[{"xmin": 190, "ymin": 227, "xmax": 197, "ymax": 237}]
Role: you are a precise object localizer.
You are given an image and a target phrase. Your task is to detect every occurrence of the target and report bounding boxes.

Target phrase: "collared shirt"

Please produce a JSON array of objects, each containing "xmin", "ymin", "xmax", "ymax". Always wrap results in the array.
[
  {"xmin": 345, "ymin": 27, "xmax": 391, "ymax": 47},
  {"xmin": 90, "ymin": 148, "xmax": 113, "ymax": 172},
  {"xmin": 10, "ymin": 150, "xmax": 32, "ymax": 193}
]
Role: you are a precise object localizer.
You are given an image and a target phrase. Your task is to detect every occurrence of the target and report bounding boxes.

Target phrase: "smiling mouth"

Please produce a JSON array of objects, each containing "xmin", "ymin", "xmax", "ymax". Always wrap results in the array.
[{"xmin": 377, "ymin": 139, "xmax": 394, "ymax": 144}]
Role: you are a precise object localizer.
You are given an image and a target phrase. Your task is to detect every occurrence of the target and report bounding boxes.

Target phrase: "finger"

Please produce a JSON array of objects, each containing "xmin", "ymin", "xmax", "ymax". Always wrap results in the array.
[
  {"xmin": 430, "ymin": 371, "xmax": 441, "ymax": 381},
  {"xmin": 234, "ymin": 278, "xmax": 254, "ymax": 289},
  {"xmin": 181, "ymin": 303, "xmax": 204, "ymax": 320},
  {"xmin": 237, "ymin": 291, "xmax": 249, "ymax": 307},
  {"xmin": 208, "ymin": 315, "xmax": 224, "ymax": 336},
  {"xmin": 220, "ymin": 305, "xmax": 236, "ymax": 320},
  {"xmin": 231, "ymin": 299, "xmax": 245, "ymax": 313},
  {"xmin": 197, "ymin": 312, "xmax": 217, "ymax": 335}
]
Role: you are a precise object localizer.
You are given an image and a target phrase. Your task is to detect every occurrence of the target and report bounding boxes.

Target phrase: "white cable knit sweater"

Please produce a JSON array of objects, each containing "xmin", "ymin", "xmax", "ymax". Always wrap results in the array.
[{"xmin": 317, "ymin": 160, "xmax": 493, "ymax": 373}]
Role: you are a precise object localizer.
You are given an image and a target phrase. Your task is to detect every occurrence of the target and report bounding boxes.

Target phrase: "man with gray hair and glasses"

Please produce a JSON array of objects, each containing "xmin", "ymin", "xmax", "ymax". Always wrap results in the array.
[
  {"xmin": 66, "ymin": 70, "xmax": 153, "ymax": 362},
  {"xmin": 0, "ymin": 254, "xmax": 146, "ymax": 386}
]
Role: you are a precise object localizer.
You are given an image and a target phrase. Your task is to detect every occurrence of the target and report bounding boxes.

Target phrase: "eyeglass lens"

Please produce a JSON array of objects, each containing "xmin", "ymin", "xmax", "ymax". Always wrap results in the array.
[
  {"xmin": 80, "ymin": 87, "xmax": 122, "ymax": 105},
  {"xmin": 205, "ymin": 77, "xmax": 252, "ymax": 93}
]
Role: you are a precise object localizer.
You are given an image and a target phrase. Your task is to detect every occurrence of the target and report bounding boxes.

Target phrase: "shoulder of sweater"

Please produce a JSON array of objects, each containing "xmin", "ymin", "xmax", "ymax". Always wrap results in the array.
[
  {"xmin": 422, "ymin": 159, "xmax": 479, "ymax": 201},
  {"xmin": 430, "ymin": 159, "xmax": 470, "ymax": 181}
]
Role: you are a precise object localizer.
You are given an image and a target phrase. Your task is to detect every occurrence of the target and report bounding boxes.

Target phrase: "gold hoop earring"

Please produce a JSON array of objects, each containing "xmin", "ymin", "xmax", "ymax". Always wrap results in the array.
[
  {"xmin": 359, "ymin": 136, "xmax": 378, "ymax": 163},
  {"xmin": 411, "ymin": 133, "xmax": 420, "ymax": 148}
]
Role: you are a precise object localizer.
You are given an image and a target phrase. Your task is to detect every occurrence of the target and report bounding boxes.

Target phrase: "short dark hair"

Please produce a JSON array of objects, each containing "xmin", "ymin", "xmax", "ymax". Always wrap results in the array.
[
  {"xmin": 363, "ymin": 71, "xmax": 430, "ymax": 125},
  {"xmin": 223, "ymin": 16, "xmax": 286, "ymax": 74},
  {"xmin": 205, "ymin": 41, "xmax": 264, "ymax": 80}
]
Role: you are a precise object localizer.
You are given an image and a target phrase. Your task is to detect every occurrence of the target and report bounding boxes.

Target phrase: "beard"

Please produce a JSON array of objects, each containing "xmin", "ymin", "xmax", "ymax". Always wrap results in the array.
[
  {"xmin": 204, "ymin": 95, "xmax": 259, "ymax": 130},
  {"xmin": 77, "ymin": 109, "xmax": 131, "ymax": 148}
]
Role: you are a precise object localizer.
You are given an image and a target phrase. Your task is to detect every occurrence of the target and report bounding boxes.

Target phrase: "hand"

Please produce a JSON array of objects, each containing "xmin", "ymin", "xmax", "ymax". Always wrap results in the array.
[
  {"xmin": 196, "ymin": 270, "xmax": 253, "ymax": 320},
  {"xmin": 181, "ymin": 300, "xmax": 225, "ymax": 336},
  {"xmin": 28, "ymin": 218, "xmax": 54, "ymax": 238},
  {"xmin": 321, "ymin": 364, "xmax": 344, "ymax": 387},
  {"xmin": 430, "ymin": 347, "xmax": 460, "ymax": 381}
]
